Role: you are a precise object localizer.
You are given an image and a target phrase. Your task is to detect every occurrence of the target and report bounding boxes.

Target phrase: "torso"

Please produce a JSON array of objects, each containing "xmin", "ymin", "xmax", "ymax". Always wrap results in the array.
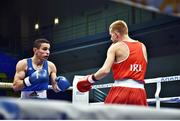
[
  {"xmin": 21, "ymin": 58, "xmax": 50, "ymax": 99},
  {"xmin": 25, "ymin": 59, "xmax": 52, "ymax": 75},
  {"xmin": 111, "ymin": 40, "xmax": 147, "ymax": 83},
  {"xmin": 113, "ymin": 41, "xmax": 129, "ymax": 63}
]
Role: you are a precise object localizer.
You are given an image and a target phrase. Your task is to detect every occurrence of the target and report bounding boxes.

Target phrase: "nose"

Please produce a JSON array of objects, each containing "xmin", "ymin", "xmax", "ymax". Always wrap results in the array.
[{"xmin": 46, "ymin": 50, "xmax": 50, "ymax": 55}]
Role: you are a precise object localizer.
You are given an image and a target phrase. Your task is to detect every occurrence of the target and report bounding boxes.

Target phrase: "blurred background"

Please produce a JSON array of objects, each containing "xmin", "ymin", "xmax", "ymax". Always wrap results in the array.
[{"xmin": 0, "ymin": 0, "xmax": 180, "ymax": 108}]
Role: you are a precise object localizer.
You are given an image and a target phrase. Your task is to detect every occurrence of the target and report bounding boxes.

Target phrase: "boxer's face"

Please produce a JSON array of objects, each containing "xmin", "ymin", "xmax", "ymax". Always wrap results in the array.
[{"xmin": 34, "ymin": 43, "xmax": 50, "ymax": 60}]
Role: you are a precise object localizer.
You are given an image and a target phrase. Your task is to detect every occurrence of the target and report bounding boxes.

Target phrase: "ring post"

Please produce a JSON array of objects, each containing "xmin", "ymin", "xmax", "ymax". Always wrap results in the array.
[{"xmin": 72, "ymin": 75, "xmax": 89, "ymax": 105}]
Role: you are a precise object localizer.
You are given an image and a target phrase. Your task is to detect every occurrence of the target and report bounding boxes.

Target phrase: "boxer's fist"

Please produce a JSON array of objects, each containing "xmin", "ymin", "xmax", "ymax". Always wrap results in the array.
[
  {"xmin": 23, "ymin": 69, "xmax": 48, "ymax": 87},
  {"xmin": 77, "ymin": 75, "xmax": 98, "ymax": 92},
  {"xmin": 56, "ymin": 76, "xmax": 71, "ymax": 92}
]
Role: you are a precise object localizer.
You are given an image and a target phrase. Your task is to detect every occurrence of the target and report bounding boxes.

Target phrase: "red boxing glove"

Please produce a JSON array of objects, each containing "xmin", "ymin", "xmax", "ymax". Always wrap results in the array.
[{"xmin": 77, "ymin": 75, "xmax": 98, "ymax": 92}]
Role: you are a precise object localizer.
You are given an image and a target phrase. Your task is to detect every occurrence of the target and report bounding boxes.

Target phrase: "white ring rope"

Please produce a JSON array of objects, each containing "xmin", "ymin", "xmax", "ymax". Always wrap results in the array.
[
  {"xmin": 0, "ymin": 82, "xmax": 73, "ymax": 91},
  {"xmin": 92, "ymin": 75, "xmax": 180, "ymax": 89}
]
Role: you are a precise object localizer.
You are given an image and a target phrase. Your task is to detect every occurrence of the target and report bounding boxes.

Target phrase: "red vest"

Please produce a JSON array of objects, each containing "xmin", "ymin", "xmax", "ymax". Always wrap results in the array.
[{"xmin": 112, "ymin": 41, "xmax": 147, "ymax": 83}]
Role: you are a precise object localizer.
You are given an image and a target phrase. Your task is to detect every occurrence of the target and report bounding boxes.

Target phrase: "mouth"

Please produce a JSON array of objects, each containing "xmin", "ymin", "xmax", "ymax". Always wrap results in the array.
[{"xmin": 44, "ymin": 56, "xmax": 49, "ymax": 59}]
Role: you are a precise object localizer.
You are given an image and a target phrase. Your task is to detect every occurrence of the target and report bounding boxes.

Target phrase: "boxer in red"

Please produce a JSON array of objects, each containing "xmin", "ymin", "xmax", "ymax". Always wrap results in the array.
[{"xmin": 77, "ymin": 20, "xmax": 148, "ymax": 106}]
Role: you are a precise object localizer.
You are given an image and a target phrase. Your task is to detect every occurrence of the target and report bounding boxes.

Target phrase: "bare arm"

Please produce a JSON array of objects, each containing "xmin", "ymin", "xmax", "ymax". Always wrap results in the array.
[
  {"xmin": 141, "ymin": 43, "xmax": 148, "ymax": 62},
  {"xmin": 13, "ymin": 59, "xmax": 27, "ymax": 91},
  {"xmin": 94, "ymin": 44, "xmax": 116, "ymax": 80},
  {"xmin": 49, "ymin": 61, "xmax": 59, "ymax": 92}
]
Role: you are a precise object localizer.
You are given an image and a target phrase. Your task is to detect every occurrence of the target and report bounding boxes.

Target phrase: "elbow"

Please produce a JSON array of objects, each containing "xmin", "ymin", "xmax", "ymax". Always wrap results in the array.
[
  {"xmin": 12, "ymin": 82, "xmax": 21, "ymax": 91},
  {"xmin": 12, "ymin": 84, "xmax": 18, "ymax": 91}
]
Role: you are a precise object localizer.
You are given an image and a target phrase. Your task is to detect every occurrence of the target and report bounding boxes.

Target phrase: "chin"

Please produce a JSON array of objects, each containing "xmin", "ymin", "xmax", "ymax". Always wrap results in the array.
[{"xmin": 43, "ymin": 57, "xmax": 48, "ymax": 60}]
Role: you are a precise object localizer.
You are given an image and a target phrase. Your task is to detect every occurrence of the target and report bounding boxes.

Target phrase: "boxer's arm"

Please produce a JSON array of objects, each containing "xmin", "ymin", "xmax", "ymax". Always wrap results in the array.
[
  {"xmin": 77, "ymin": 45, "xmax": 116, "ymax": 92},
  {"xmin": 77, "ymin": 44, "xmax": 117, "ymax": 92},
  {"xmin": 49, "ymin": 61, "xmax": 59, "ymax": 92},
  {"xmin": 13, "ymin": 59, "xmax": 26, "ymax": 91},
  {"xmin": 93, "ymin": 44, "xmax": 116, "ymax": 80},
  {"xmin": 49, "ymin": 61, "xmax": 70, "ymax": 92}
]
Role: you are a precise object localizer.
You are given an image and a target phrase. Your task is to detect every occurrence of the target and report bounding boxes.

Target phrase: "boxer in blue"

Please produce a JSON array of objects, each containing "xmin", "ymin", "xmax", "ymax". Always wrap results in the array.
[{"xmin": 13, "ymin": 38, "xmax": 70, "ymax": 99}]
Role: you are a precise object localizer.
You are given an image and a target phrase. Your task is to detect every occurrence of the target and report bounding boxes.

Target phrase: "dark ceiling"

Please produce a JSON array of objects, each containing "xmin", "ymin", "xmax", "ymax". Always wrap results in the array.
[{"xmin": 0, "ymin": 0, "xmax": 109, "ymax": 17}]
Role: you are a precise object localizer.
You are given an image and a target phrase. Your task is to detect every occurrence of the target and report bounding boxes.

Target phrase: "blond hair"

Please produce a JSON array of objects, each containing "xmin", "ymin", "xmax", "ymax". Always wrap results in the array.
[{"xmin": 109, "ymin": 20, "xmax": 128, "ymax": 35}]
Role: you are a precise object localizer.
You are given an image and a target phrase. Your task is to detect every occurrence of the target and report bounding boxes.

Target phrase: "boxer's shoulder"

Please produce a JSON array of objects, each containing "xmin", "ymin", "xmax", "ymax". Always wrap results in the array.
[
  {"xmin": 16, "ymin": 59, "xmax": 28, "ymax": 70},
  {"xmin": 47, "ymin": 61, "xmax": 56, "ymax": 69}
]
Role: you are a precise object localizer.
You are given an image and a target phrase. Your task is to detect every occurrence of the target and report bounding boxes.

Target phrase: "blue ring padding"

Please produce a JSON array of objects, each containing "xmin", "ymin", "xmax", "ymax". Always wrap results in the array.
[
  {"xmin": 148, "ymin": 98, "xmax": 180, "ymax": 104},
  {"xmin": 0, "ymin": 101, "xmax": 20, "ymax": 119},
  {"xmin": 161, "ymin": 98, "xmax": 180, "ymax": 103},
  {"xmin": 1, "ymin": 97, "xmax": 180, "ymax": 120}
]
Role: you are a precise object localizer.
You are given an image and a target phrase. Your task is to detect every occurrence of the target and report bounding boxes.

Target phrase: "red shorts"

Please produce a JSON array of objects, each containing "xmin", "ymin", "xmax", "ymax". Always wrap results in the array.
[{"xmin": 104, "ymin": 86, "xmax": 148, "ymax": 106}]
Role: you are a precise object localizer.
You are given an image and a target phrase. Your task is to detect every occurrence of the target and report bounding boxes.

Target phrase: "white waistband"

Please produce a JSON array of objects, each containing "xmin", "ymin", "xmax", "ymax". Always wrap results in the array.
[
  {"xmin": 113, "ymin": 79, "xmax": 144, "ymax": 89},
  {"xmin": 21, "ymin": 90, "xmax": 47, "ymax": 99}
]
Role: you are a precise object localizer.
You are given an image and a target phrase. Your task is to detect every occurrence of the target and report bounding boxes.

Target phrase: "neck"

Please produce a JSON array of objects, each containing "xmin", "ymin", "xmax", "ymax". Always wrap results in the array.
[
  {"xmin": 32, "ymin": 56, "xmax": 44, "ymax": 66},
  {"xmin": 121, "ymin": 35, "xmax": 135, "ymax": 42},
  {"xmin": 121, "ymin": 35, "xmax": 129, "ymax": 41}
]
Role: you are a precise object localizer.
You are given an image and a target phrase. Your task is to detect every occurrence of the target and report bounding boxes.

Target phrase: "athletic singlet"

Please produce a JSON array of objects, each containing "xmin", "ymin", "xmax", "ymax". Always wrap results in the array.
[
  {"xmin": 22, "ymin": 58, "xmax": 49, "ymax": 91},
  {"xmin": 112, "ymin": 41, "xmax": 147, "ymax": 83}
]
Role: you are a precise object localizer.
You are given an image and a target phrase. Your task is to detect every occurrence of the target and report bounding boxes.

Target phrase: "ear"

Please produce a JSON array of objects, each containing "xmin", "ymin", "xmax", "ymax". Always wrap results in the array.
[
  {"xmin": 115, "ymin": 31, "xmax": 122, "ymax": 38},
  {"xmin": 33, "ymin": 47, "xmax": 37, "ymax": 53},
  {"xmin": 114, "ymin": 32, "xmax": 118, "ymax": 38}
]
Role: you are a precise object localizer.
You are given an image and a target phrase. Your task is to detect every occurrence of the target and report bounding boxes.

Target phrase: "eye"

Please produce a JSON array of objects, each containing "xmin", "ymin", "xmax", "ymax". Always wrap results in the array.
[{"xmin": 42, "ymin": 47, "xmax": 49, "ymax": 51}]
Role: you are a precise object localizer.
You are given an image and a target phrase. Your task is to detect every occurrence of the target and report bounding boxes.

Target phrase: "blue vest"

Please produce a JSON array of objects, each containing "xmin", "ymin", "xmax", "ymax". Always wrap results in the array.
[{"xmin": 22, "ymin": 58, "xmax": 49, "ymax": 91}]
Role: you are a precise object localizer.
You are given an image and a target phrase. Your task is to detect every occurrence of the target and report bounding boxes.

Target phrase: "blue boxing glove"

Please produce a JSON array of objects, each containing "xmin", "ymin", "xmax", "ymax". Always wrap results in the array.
[
  {"xmin": 56, "ymin": 76, "xmax": 70, "ymax": 92},
  {"xmin": 23, "ymin": 69, "xmax": 48, "ymax": 87}
]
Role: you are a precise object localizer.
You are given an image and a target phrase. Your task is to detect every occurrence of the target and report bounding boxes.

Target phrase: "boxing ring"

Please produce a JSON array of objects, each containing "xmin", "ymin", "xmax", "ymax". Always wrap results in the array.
[{"xmin": 0, "ymin": 75, "xmax": 180, "ymax": 119}]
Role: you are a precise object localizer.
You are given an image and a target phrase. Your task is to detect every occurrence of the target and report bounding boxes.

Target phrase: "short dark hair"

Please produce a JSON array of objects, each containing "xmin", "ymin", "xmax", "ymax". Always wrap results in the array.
[{"xmin": 33, "ymin": 38, "xmax": 50, "ymax": 49}]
